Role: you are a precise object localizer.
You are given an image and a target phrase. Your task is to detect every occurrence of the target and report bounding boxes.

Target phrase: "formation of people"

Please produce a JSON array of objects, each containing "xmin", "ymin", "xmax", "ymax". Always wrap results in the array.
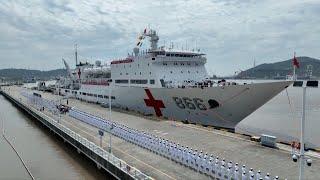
[
  {"xmin": 23, "ymin": 92, "xmax": 282, "ymax": 180},
  {"xmin": 68, "ymin": 108, "xmax": 282, "ymax": 180}
]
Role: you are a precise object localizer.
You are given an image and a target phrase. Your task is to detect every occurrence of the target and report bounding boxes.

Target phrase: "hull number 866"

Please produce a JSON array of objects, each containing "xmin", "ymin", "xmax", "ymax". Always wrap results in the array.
[{"xmin": 172, "ymin": 97, "xmax": 207, "ymax": 110}]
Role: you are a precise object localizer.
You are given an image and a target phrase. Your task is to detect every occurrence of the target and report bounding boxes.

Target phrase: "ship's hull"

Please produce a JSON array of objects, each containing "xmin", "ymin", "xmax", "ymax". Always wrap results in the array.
[{"xmin": 58, "ymin": 81, "xmax": 292, "ymax": 129}]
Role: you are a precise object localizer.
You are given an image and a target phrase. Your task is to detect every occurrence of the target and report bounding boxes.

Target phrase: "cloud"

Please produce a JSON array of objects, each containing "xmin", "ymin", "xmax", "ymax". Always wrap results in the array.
[{"xmin": 0, "ymin": 0, "xmax": 319, "ymax": 75}]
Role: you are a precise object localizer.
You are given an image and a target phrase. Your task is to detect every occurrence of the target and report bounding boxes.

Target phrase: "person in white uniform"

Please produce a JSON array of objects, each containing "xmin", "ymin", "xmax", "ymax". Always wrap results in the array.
[
  {"xmin": 264, "ymin": 173, "xmax": 270, "ymax": 180},
  {"xmin": 242, "ymin": 172, "xmax": 247, "ymax": 180},
  {"xmin": 206, "ymin": 159, "xmax": 212, "ymax": 176},
  {"xmin": 255, "ymin": 170, "xmax": 261, "ymax": 180},
  {"xmin": 219, "ymin": 164, "xmax": 225, "ymax": 179},
  {"xmin": 183, "ymin": 146, "xmax": 188, "ymax": 166},
  {"xmin": 196, "ymin": 155, "xmax": 202, "ymax": 172},
  {"xmin": 214, "ymin": 160, "xmax": 220, "ymax": 178},
  {"xmin": 226, "ymin": 166, "xmax": 232, "ymax": 180},
  {"xmin": 199, "ymin": 155, "xmax": 205, "ymax": 173},
  {"xmin": 233, "ymin": 169, "xmax": 240, "ymax": 180}
]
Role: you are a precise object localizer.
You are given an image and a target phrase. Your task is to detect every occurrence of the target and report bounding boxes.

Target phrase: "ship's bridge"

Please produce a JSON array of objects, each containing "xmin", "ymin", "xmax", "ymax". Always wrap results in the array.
[
  {"xmin": 148, "ymin": 49, "xmax": 206, "ymax": 64},
  {"xmin": 145, "ymin": 49, "xmax": 208, "ymax": 85}
]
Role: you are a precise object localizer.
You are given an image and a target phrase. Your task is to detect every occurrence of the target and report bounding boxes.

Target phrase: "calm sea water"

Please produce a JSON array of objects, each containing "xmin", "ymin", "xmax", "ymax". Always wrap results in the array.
[
  {"xmin": 236, "ymin": 80, "xmax": 320, "ymax": 149},
  {"xmin": 0, "ymin": 95, "xmax": 110, "ymax": 179}
]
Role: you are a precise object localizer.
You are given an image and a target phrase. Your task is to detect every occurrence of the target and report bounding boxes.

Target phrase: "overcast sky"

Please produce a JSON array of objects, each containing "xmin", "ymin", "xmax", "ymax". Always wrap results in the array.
[{"xmin": 0, "ymin": 0, "xmax": 319, "ymax": 76}]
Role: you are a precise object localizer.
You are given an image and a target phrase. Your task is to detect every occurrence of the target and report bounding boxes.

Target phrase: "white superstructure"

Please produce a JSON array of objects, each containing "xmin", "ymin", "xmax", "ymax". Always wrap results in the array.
[{"xmin": 56, "ymin": 28, "xmax": 292, "ymax": 129}]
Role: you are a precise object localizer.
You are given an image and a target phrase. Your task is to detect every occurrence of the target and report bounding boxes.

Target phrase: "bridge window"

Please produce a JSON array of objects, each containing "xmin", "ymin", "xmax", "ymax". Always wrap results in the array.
[
  {"xmin": 150, "ymin": 79, "xmax": 155, "ymax": 84},
  {"xmin": 130, "ymin": 79, "xmax": 148, "ymax": 84},
  {"xmin": 115, "ymin": 79, "xmax": 129, "ymax": 83}
]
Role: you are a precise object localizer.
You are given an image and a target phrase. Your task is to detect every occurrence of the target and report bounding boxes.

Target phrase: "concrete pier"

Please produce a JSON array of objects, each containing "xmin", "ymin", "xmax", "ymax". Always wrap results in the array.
[
  {"xmin": 0, "ymin": 87, "xmax": 151, "ymax": 180},
  {"xmin": 1, "ymin": 86, "xmax": 320, "ymax": 179}
]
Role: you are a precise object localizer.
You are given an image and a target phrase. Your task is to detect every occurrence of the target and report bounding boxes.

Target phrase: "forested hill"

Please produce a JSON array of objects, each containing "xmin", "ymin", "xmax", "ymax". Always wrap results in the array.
[
  {"xmin": 237, "ymin": 56, "xmax": 320, "ymax": 79},
  {"xmin": 0, "ymin": 68, "xmax": 66, "ymax": 81}
]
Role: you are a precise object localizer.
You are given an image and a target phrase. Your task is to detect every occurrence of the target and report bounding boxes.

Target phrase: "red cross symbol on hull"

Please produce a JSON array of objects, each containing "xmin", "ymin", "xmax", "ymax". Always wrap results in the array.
[{"xmin": 144, "ymin": 89, "xmax": 165, "ymax": 117}]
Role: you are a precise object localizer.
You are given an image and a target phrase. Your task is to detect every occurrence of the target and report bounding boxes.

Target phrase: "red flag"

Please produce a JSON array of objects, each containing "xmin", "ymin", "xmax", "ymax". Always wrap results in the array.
[
  {"xmin": 77, "ymin": 68, "xmax": 81, "ymax": 78},
  {"xmin": 292, "ymin": 54, "xmax": 300, "ymax": 68}
]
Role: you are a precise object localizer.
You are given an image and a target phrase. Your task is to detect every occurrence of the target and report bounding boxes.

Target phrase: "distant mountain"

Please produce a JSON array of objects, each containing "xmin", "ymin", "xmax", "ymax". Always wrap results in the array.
[
  {"xmin": 0, "ymin": 68, "xmax": 67, "ymax": 81},
  {"xmin": 237, "ymin": 56, "xmax": 320, "ymax": 79}
]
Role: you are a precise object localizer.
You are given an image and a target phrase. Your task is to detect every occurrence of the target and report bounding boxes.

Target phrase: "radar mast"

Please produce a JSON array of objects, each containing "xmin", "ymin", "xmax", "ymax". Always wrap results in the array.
[{"xmin": 136, "ymin": 28, "xmax": 159, "ymax": 51}]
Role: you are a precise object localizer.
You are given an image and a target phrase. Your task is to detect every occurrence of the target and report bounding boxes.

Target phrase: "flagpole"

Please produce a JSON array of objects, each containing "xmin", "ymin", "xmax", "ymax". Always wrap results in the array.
[{"xmin": 293, "ymin": 65, "xmax": 296, "ymax": 81}]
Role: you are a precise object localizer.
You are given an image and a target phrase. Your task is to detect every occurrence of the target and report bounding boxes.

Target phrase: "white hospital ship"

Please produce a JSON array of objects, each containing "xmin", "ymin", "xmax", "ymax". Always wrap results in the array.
[{"xmin": 56, "ymin": 28, "xmax": 292, "ymax": 129}]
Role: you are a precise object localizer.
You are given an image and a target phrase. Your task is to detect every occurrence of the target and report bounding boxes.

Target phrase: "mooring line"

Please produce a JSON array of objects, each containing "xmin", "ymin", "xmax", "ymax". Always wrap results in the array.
[{"xmin": 2, "ymin": 129, "xmax": 35, "ymax": 180}]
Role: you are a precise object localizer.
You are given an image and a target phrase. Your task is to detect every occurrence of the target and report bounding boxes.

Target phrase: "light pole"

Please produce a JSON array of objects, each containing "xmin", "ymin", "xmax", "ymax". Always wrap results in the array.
[
  {"xmin": 109, "ymin": 88, "xmax": 112, "ymax": 120},
  {"xmin": 108, "ymin": 88, "xmax": 113, "ymax": 153},
  {"xmin": 299, "ymin": 86, "xmax": 306, "ymax": 180},
  {"xmin": 291, "ymin": 80, "xmax": 318, "ymax": 180},
  {"xmin": 108, "ymin": 124, "xmax": 113, "ymax": 153}
]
